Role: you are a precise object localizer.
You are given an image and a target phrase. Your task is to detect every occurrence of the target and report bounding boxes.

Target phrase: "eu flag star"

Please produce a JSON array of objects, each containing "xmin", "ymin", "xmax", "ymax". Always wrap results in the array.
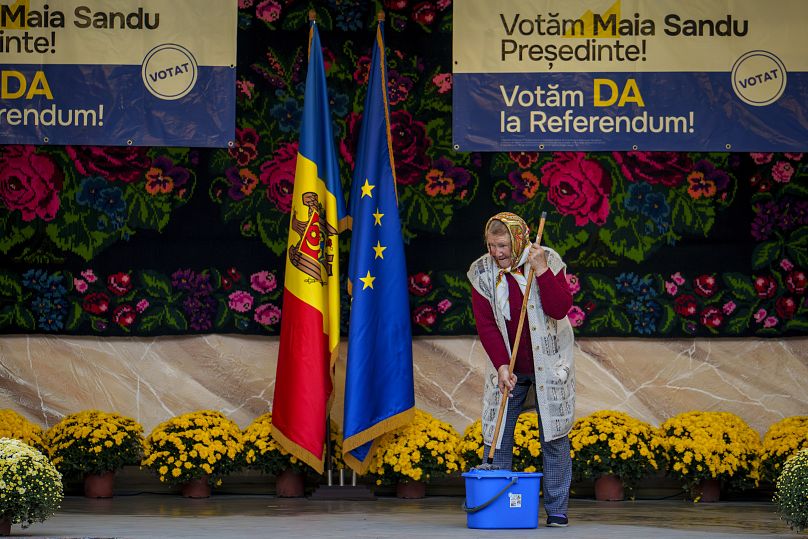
[
  {"xmin": 359, "ymin": 270, "xmax": 376, "ymax": 289},
  {"xmin": 361, "ymin": 179, "xmax": 375, "ymax": 198},
  {"xmin": 372, "ymin": 208, "xmax": 384, "ymax": 225},
  {"xmin": 373, "ymin": 241, "xmax": 387, "ymax": 259}
]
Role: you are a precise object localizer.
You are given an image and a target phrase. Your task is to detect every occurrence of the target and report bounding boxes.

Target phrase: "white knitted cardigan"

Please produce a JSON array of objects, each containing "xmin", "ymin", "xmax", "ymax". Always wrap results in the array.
[{"xmin": 467, "ymin": 246, "xmax": 576, "ymax": 446}]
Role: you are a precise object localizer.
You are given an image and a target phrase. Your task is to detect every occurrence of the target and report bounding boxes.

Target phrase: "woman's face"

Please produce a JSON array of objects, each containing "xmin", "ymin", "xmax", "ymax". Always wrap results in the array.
[{"xmin": 486, "ymin": 232, "xmax": 512, "ymax": 269}]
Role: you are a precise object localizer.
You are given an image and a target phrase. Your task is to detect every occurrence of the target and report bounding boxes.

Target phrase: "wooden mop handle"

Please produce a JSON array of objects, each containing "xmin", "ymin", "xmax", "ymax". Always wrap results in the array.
[{"xmin": 486, "ymin": 212, "xmax": 547, "ymax": 464}]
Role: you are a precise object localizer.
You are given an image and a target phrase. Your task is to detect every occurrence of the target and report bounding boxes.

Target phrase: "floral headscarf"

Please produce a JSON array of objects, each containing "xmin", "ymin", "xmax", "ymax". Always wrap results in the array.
[{"xmin": 485, "ymin": 212, "xmax": 531, "ymax": 269}]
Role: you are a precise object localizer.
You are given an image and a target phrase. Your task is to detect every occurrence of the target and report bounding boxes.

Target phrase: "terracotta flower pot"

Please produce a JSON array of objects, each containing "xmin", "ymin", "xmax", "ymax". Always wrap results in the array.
[
  {"xmin": 84, "ymin": 471, "xmax": 115, "ymax": 498},
  {"xmin": 0, "ymin": 518, "xmax": 11, "ymax": 537},
  {"xmin": 275, "ymin": 469, "xmax": 305, "ymax": 497},
  {"xmin": 396, "ymin": 479, "xmax": 426, "ymax": 499},
  {"xmin": 695, "ymin": 478, "xmax": 721, "ymax": 503},
  {"xmin": 181, "ymin": 475, "xmax": 211, "ymax": 498},
  {"xmin": 594, "ymin": 474, "xmax": 624, "ymax": 501}
]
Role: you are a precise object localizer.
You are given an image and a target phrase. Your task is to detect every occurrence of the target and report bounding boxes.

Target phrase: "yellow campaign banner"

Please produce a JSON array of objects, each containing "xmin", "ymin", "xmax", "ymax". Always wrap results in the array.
[
  {"xmin": 452, "ymin": 0, "xmax": 808, "ymax": 151},
  {"xmin": 0, "ymin": 0, "xmax": 236, "ymax": 146}
]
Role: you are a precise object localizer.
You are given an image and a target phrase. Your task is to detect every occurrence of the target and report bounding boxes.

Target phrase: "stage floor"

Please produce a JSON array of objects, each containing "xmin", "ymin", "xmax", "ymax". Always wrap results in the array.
[{"xmin": 11, "ymin": 495, "xmax": 802, "ymax": 538}]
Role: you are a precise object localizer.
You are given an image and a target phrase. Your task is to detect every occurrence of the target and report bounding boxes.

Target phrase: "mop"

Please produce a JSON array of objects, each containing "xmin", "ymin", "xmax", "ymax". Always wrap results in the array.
[{"xmin": 474, "ymin": 211, "xmax": 546, "ymax": 471}]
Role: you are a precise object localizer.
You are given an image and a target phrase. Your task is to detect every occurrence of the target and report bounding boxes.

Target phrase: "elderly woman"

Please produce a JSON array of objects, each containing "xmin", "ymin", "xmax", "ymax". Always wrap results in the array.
[{"xmin": 467, "ymin": 212, "xmax": 575, "ymax": 528}]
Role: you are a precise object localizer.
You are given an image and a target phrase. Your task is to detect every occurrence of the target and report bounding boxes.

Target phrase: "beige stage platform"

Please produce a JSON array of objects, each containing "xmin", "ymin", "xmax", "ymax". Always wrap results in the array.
[{"xmin": 8, "ymin": 495, "xmax": 803, "ymax": 538}]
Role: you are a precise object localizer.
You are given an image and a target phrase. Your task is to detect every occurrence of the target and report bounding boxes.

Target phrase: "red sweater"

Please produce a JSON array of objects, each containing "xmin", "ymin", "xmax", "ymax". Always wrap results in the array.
[{"xmin": 472, "ymin": 269, "xmax": 572, "ymax": 374}]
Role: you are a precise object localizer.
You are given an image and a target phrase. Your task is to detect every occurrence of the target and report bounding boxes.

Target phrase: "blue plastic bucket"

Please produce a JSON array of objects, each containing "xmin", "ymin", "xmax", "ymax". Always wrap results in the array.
[{"xmin": 462, "ymin": 469, "xmax": 542, "ymax": 529}]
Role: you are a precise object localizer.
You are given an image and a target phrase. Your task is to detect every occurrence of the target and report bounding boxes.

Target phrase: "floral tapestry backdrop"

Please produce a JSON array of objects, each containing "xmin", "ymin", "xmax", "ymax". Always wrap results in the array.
[{"xmin": 0, "ymin": 1, "xmax": 806, "ymax": 337}]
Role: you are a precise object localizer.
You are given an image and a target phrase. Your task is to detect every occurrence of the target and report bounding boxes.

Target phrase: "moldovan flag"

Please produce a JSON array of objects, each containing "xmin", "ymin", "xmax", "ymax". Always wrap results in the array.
[
  {"xmin": 342, "ymin": 16, "xmax": 415, "ymax": 473},
  {"xmin": 272, "ymin": 18, "xmax": 347, "ymax": 474}
]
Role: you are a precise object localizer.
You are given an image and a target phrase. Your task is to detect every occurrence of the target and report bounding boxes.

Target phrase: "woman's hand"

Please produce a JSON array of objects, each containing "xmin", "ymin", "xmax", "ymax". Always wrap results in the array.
[
  {"xmin": 528, "ymin": 242, "xmax": 549, "ymax": 275},
  {"xmin": 497, "ymin": 364, "xmax": 516, "ymax": 396}
]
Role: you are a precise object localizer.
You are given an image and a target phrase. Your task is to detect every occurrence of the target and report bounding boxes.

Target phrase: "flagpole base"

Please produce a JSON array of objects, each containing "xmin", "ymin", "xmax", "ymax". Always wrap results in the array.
[{"xmin": 309, "ymin": 485, "xmax": 376, "ymax": 500}]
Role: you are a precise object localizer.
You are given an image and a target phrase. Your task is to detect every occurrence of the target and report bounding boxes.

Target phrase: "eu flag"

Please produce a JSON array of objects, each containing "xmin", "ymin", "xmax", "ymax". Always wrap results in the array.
[{"xmin": 342, "ymin": 18, "xmax": 415, "ymax": 473}]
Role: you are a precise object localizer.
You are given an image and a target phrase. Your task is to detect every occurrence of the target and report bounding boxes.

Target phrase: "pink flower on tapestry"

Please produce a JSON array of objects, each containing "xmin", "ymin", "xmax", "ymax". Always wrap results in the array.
[
  {"xmin": 74, "ymin": 279, "xmax": 88, "ymax": 294},
  {"xmin": 665, "ymin": 281, "xmax": 678, "ymax": 296},
  {"xmin": 541, "ymin": 152, "xmax": 611, "ymax": 226},
  {"xmin": 107, "ymin": 272, "xmax": 133, "ymax": 296},
  {"xmin": 753, "ymin": 308, "xmax": 767, "ymax": 323},
  {"xmin": 413, "ymin": 305, "xmax": 437, "ymax": 326},
  {"xmin": 700, "ymin": 307, "xmax": 723, "ymax": 328},
  {"xmin": 254, "ymin": 303, "xmax": 281, "ymax": 325},
  {"xmin": 750, "ymin": 152, "xmax": 773, "ymax": 164},
  {"xmin": 250, "ymin": 271, "xmax": 277, "ymax": 294},
  {"xmin": 613, "ymin": 151, "xmax": 693, "ymax": 187},
  {"xmin": 437, "ymin": 299, "xmax": 452, "ymax": 313},
  {"xmin": 772, "ymin": 161, "xmax": 795, "ymax": 183},
  {"xmin": 567, "ymin": 305, "xmax": 585, "ymax": 327},
  {"xmin": 259, "ymin": 142, "xmax": 297, "ymax": 212},
  {"xmin": 763, "ymin": 316, "xmax": 779, "ymax": 328},
  {"xmin": 412, "ymin": 2, "xmax": 437, "ymax": 24},
  {"xmin": 228, "ymin": 291, "xmax": 254, "ymax": 313},
  {"xmin": 255, "ymin": 0, "xmax": 281, "ymax": 22},
  {"xmin": 66, "ymin": 146, "xmax": 150, "ymax": 183},
  {"xmin": 754, "ymin": 275, "xmax": 777, "ymax": 299},
  {"xmin": 81, "ymin": 269, "xmax": 98, "ymax": 283},
  {"xmin": 408, "ymin": 273, "xmax": 432, "ymax": 296},
  {"xmin": 136, "ymin": 299, "xmax": 150, "ymax": 313},
  {"xmin": 236, "ymin": 79, "xmax": 255, "ymax": 99},
  {"xmin": 775, "ymin": 296, "xmax": 797, "ymax": 319},
  {"xmin": 722, "ymin": 301, "xmax": 737, "ymax": 315},
  {"xmin": 113, "ymin": 305, "xmax": 137, "ymax": 328},
  {"xmin": 674, "ymin": 295, "xmax": 697, "ymax": 317},
  {"xmin": 432, "ymin": 73, "xmax": 452, "ymax": 94},
  {"xmin": 566, "ymin": 273, "xmax": 580, "ymax": 294},
  {"xmin": 693, "ymin": 274, "xmax": 717, "ymax": 297},
  {"xmin": 0, "ymin": 145, "xmax": 62, "ymax": 222},
  {"xmin": 82, "ymin": 292, "xmax": 110, "ymax": 315},
  {"xmin": 786, "ymin": 270, "xmax": 807, "ymax": 295}
]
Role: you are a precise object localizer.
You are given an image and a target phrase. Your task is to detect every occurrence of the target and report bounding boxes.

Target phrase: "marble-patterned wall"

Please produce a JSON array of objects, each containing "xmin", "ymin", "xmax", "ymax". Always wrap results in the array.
[{"xmin": 1, "ymin": 335, "xmax": 806, "ymax": 436}]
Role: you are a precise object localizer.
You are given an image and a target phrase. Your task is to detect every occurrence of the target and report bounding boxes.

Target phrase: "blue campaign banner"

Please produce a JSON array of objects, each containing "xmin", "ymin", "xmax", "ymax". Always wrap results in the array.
[
  {"xmin": 0, "ymin": 0, "xmax": 237, "ymax": 148},
  {"xmin": 453, "ymin": 0, "xmax": 808, "ymax": 152},
  {"xmin": 0, "ymin": 64, "xmax": 235, "ymax": 147},
  {"xmin": 453, "ymin": 71, "xmax": 808, "ymax": 152}
]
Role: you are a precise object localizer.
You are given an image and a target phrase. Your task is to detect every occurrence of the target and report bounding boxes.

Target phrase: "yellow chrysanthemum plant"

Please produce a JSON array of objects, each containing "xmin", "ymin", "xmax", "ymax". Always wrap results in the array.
[
  {"xmin": 458, "ymin": 413, "xmax": 544, "ymax": 472},
  {"xmin": 760, "ymin": 416, "xmax": 808, "ymax": 482},
  {"xmin": 242, "ymin": 412, "xmax": 305, "ymax": 475},
  {"xmin": 774, "ymin": 448, "xmax": 808, "ymax": 532},
  {"xmin": 369, "ymin": 409, "xmax": 463, "ymax": 485},
  {"xmin": 44, "ymin": 410, "xmax": 145, "ymax": 478},
  {"xmin": 0, "ymin": 437, "xmax": 64, "ymax": 529},
  {"xmin": 0, "ymin": 409, "xmax": 47, "ymax": 453},
  {"xmin": 512, "ymin": 412, "xmax": 543, "ymax": 472},
  {"xmin": 142, "ymin": 410, "xmax": 244, "ymax": 488},
  {"xmin": 569, "ymin": 410, "xmax": 658, "ymax": 497},
  {"xmin": 653, "ymin": 411, "xmax": 762, "ymax": 498}
]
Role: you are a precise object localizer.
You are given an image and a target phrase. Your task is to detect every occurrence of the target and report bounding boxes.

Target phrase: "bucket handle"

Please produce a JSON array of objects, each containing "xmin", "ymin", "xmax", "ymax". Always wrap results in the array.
[{"xmin": 462, "ymin": 477, "xmax": 518, "ymax": 513}]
